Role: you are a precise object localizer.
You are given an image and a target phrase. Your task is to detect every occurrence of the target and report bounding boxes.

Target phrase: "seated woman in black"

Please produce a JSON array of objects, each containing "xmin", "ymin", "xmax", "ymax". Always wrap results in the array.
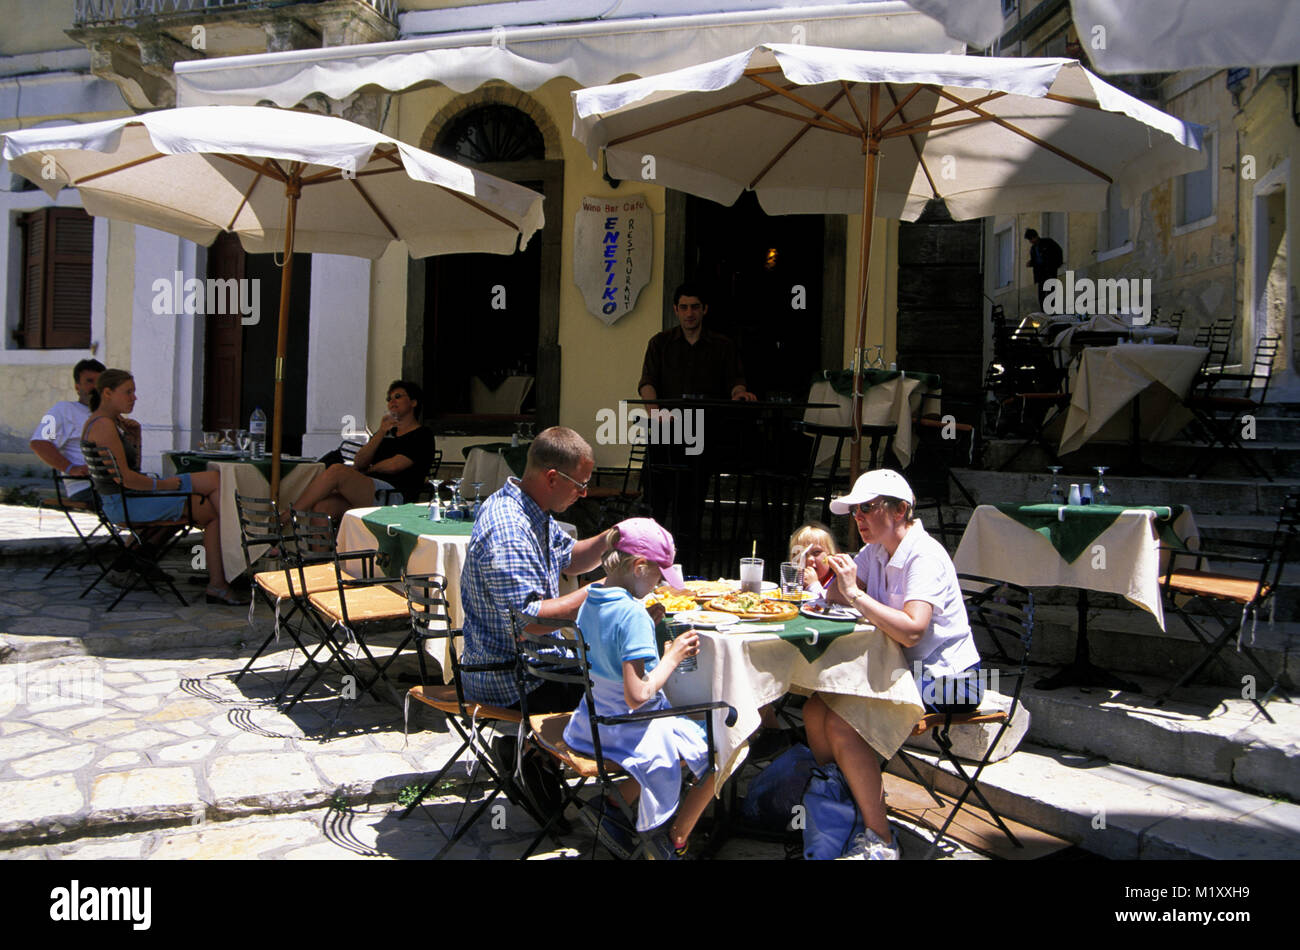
[{"xmin": 291, "ymin": 380, "xmax": 435, "ymax": 523}]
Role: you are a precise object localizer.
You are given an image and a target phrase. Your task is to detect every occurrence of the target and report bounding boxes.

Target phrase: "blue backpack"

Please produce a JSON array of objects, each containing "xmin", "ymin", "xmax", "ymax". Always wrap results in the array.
[
  {"xmin": 802, "ymin": 763, "xmax": 866, "ymax": 860},
  {"xmin": 739, "ymin": 743, "xmax": 817, "ymax": 831}
]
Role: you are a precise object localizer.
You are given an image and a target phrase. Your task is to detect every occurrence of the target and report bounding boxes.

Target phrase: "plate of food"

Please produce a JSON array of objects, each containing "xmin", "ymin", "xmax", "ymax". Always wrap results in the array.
[
  {"xmin": 799, "ymin": 602, "xmax": 861, "ymax": 622},
  {"xmin": 646, "ymin": 589, "xmax": 699, "ymax": 613},
  {"xmin": 672, "ymin": 609, "xmax": 740, "ymax": 629},
  {"xmin": 705, "ymin": 591, "xmax": 800, "ymax": 622},
  {"xmin": 677, "ymin": 579, "xmax": 739, "ymax": 600}
]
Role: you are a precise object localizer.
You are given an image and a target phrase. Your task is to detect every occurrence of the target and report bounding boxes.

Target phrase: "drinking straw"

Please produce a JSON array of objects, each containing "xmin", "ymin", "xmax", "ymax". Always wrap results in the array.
[{"xmin": 751, "ymin": 540, "xmax": 757, "ymax": 558}]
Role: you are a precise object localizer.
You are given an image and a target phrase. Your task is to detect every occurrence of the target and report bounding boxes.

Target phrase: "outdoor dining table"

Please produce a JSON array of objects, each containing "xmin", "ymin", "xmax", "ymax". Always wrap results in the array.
[
  {"xmin": 1050, "ymin": 314, "xmax": 1179, "ymax": 353},
  {"xmin": 162, "ymin": 451, "xmax": 324, "ymax": 581},
  {"xmin": 1057, "ymin": 344, "xmax": 1209, "ymax": 467},
  {"xmin": 460, "ymin": 441, "xmax": 530, "ymax": 497},
  {"xmin": 954, "ymin": 503, "xmax": 1199, "ymax": 691},
  {"xmin": 335, "ymin": 503, "xmax": 578, "ymax": 681},
  {"xmin": 803, "ymin": 368, "xmax": 942, "ymax": 469},
  {"xmin": 662, "ymin": 613, "xmax": 923, "ymax": 794}
]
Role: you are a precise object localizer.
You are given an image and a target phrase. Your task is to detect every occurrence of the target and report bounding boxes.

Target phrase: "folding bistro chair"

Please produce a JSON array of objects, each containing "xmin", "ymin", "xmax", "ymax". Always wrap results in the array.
[
  {"xmin": 282, "ymin": 508, "xmax": 412, "ymax": 711},
  {"xmin": 1156, "ymin": 491, "xmax": 1298, "ymax": 723},
  {"xmin": 79, "ymin": 443, "xmax": 192, "ymax": 611},
  {"xmin": 891, "ymin": 574, "xmax": 1034, "ymax": 858},
  {"xmin": 399, "ymin": 573, "xmax": 544, "ymax": 858},
  {"xmin": 795, "ymin": 421, "xmax": 897, "ymax": 524},
  {"xmin": 39, "ymin": 468, "xmax": 111, "ymax": 579},
  {"xmin": 1184, "ymin": 334, "xmax": 1279, "ymax": 481},
  {"xmin": 513, "ymin": 610, "xmax": 736, "ymax": 860},
  {"xmin": 231, "ymin": 492, "xmax": 338, "ymax": 694}
]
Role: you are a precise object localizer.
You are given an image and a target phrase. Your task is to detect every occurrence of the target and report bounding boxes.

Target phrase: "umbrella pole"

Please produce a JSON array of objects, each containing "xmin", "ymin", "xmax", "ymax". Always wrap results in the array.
[
  {"xmin": 270, "ymin": 178, "xmax": 300, "ymax": 501},
  {"xmin": 850, "ymin": 95, "xmax": 881, "ymax": 480}
]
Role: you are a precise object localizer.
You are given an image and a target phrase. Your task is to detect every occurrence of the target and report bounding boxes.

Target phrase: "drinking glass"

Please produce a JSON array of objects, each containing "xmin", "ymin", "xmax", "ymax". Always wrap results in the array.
[
  {"xmin": 1093, "ymin": 466, "xmax": 1111, "ymax": 505},
  {"xmin": 1047, "ymin": 466, "xmax": 1064, "ymax": 504},
  {"xmin": 471, "ymin": 481, "xmax": 485, "ymax": 518},
  {"xmin": 447, "ymin": 478, "xmax": 464, "ymax": 520},
  {"xmin": 780, "ymin": 561, "xmax": 802, "ymax": 601},
  {"xmin": 739, "ymin": 556, "xmax": 764, "ymax": 594},
  {"xmin": 220, "ymin": 428, "xmax": 234, "ymax": 449},
  {"xmin": 236, "ymin": 429, "xmax": 252, "ymax": 457},
  {"xmin": 668, "ymin": 620, "xmax": 698, "ymax": 673}
]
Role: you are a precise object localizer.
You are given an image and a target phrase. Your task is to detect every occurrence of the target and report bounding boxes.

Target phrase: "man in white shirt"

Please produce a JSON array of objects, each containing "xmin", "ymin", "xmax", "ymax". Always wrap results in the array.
[{"xmin": 29, "ymin": 359, "xmax": 104, "ymax": 501}]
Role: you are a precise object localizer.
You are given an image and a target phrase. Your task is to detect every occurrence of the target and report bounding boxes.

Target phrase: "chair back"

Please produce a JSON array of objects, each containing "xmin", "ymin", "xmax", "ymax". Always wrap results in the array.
[
  {"xmin": 402, "ymin": 572, "xmax": 455, "ymax": 687},
  {"xmin": 1261, "ymin": 491, "xmax": 1300, "ymax": 598},
  {"xmin": 233, "ymin": 492, "xmax": 281, "ymax": 568},
  {"xmin": 1247, "ymin": 335, "xmax": 1280, "ymax": 404},
  {"xmin": 508, "ymin": 608, "xmax": 603, "ymax": 750},
  {"xmin": 339, "ymin": 437, "xmax": 367, "ymax": 464},
  {"xmin": 81, "ymin": 442, "xmax": 123, "ymax": 498},
  {"xmin": 958, "ymin": 573, "xmax": 1034, "ymax": 718},
  {"xmin": 1206, "ymin": 317, "xmax": 1233, "ymax": 372}
]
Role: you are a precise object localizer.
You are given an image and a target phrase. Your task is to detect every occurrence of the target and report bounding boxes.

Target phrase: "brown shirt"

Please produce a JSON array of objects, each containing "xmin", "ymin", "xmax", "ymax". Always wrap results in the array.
[{"xmin": 638, "ymin": 326, "xmax": 746, "ymax": 401}]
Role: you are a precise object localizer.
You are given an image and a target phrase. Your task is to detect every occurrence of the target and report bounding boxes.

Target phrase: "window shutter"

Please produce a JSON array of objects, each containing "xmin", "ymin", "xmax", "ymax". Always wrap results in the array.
[{"xmin": 19, "ymin": 208, "xmax": 93, "ymax": 349}]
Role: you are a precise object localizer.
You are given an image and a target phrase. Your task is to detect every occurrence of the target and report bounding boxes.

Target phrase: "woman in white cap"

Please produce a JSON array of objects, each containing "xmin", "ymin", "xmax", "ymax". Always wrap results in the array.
[{"xmin": 805, "ymin": 469, "xmax": 982, "ymax": 859}]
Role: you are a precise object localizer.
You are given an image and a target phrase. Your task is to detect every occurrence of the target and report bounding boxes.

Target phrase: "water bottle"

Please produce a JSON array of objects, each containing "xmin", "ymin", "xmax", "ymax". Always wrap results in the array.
[{"xmin": 249, "ymin": 407, "xmax": 267, "ymax": 459}]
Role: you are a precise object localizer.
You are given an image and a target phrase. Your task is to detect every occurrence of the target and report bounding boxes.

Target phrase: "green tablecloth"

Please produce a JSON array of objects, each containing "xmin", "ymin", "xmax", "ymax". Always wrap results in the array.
[
  {"xmin": 165, "ymin": 451, "xmax": 313, "ymax": 481},
  {"xmin": 994, "ymin": 503, "xmax": 1188, "ymax": 564},
  {"xmin": 461, "ymin": 441, "xmax": 529, "ymax": 478},
  {"xmin": 358, "ymin": 503, "xmax": 476, "ymax": 571},
  {"xmin": 814, "ymin": 368, "xmax": 942, "ymax": 397}
]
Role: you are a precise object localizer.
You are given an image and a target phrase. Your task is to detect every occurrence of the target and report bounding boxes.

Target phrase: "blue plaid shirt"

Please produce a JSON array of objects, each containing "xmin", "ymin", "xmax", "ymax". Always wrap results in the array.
[{"xmin": 459, "ymin": 477, "xmax": 576, "ymax": 706}]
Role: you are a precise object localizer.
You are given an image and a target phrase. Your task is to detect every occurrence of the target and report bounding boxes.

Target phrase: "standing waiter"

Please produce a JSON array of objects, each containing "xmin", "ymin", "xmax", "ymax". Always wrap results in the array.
[{"xmin": 637, "ymin": 283, "xmax": 755, "ymax": 558}]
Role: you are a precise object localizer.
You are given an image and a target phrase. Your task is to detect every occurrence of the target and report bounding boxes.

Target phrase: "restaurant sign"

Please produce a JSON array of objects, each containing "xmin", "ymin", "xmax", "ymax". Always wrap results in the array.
[{"xmin": 574, "ymin": 194, "xmax": 652, "ymax": 325}]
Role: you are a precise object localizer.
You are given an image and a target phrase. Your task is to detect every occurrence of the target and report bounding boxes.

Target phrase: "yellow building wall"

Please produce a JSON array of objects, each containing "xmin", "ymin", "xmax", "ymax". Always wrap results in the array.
[{"xmin": 0, "ymin": 0, "xmax": 77, "ymax": 56}]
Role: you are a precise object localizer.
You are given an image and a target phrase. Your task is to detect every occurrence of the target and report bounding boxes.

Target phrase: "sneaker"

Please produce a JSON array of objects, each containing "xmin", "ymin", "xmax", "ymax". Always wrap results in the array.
[{"xmin": 837, "ymin": 828, "xmax": 900, "ymax": 860}]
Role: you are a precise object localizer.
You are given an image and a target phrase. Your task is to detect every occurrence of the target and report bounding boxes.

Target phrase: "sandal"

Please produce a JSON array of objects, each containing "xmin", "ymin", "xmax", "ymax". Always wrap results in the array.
[{"xmin": 205, "ymin": 586, "xmax": 249, "ymax": 606}]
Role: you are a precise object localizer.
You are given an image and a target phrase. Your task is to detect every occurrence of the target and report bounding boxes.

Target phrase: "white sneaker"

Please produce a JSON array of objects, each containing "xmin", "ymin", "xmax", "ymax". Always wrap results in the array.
[{"xmin": 837, "ymin": 828, "xmax": 900, "ymax": 860}]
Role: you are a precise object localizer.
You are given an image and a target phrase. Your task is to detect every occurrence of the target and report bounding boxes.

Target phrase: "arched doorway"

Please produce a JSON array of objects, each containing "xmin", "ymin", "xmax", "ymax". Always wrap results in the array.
[{"xmin": 405, "ymin": 97, "xmax": 564, "ymax": 433}]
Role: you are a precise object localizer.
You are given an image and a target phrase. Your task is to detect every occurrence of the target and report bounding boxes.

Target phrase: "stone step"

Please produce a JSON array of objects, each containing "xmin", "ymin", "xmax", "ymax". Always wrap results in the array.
[
  {"xmin": 1240, "ymin": 415, "xmax": 1300, "ymax": 442},
  {"xmin": 886, "ymin": 741, "xmax": 1300, "ymax": 859},
  {"xmin": 951, "ymin": 468, "xmax": 1299, "ymax": 517},
  {"xmin": 1010, "ymin": 675, "xmax": 1300, "ymax": 800}
]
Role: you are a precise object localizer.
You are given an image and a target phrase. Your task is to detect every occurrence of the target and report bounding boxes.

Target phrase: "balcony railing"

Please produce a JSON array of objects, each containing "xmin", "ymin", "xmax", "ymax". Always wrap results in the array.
[{"xmin": 73, "ymin": 0, "xmax": 398, "ymax": 28}]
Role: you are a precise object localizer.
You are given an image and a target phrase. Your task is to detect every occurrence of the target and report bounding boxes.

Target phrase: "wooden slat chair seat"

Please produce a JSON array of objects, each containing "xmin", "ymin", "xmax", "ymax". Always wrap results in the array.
[
  {"xmin": 253, "ymin": 561, "xmax": 338, "ymax": 600},
  {"xmin": 528, "ymin": 712, "xmax": 627, "ymax": 780},
  {"xmin": 307, "ymin": 584, "xmax": 410, "ymax": 624},
  {"xmin": 1161, "ymin": 571, "xmax": 1270, "ymax": 604},
  {"xmin": 910, "ymin": 709, "xmax": 1009, "ymax": 738},
  {"xmin": 408, "ymin": 683, "xmax": 521, "ymax": 725}
]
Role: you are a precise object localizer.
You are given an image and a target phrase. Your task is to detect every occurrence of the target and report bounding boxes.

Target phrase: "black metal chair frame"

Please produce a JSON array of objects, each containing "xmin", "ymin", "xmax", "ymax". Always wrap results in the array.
[
  {"xmin": 40, "ymin": 468, "xmax": 112, "ymax": 580},
  {"xmin": 795, "ymin": 421, "xmax": 897, "ymax": 524},
  {"xmin": 1156, "ymin": 491, "xmax": 1298, "ymax": 723},
  {"xmin": 280, "ymin": 508, "xmax": 408, "ymax": 712},
  {"xmin": 1185, "ymin": 334, "xmax": 1278, "ymax": 481},
  {"xmin": 891, "ymin": 574, "xmax": 1034, "ymax": 859},
  {"xmin": 79, "ymin": 443, "xmax": 193, "ymax": 611},
  {"xmin": 512, "ymin": 610, "xmax": 736, "ymax": 860}
]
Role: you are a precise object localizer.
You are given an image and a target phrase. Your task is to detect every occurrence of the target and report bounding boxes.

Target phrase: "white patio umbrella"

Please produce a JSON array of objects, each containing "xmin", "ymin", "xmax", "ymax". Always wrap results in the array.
[
  {"xmin": 3, "ymin": 105, "xmax": 545, "ymax": 496},
  {"xmin": 573, "ymin": 44, "xmax": 1205, "ymax": 475}
]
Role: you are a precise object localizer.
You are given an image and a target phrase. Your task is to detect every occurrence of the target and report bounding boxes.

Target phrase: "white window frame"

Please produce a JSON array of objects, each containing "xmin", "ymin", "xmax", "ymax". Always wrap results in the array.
[
  {"xmin": 994, "ymin": 223, "xmax": 1015, "ymax": 289},
  {"xmin": 1174, "ymin": 126, "xmax": 1218, "ymax": 236},
  {"xmin": 1097, "ymin": 183, "xmax": 1133, "ymax": 262}
]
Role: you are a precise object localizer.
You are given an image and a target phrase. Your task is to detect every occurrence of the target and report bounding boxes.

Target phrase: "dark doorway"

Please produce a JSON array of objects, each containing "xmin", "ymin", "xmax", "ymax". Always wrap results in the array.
[
  {"xmin": 683, "ymin": 190, "xmax": 825, "ymax": 398},
  {"xmin": 202, "ymin": 235, "xmax": 311, "ymax": 453}
]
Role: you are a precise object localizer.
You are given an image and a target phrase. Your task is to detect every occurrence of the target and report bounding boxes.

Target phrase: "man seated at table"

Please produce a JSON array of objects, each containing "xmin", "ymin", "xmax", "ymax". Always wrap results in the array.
[
  {"xmin": 459, "ymin": 425, "xmax": 608, "ymax": 713},
  {"xmin": 290, "ymin": 380, "xmax": 435, "ymax": 524},
  {"xmin": 637, "ymin": 283, "xmax": 756, "ymax": 537},
  {"xmin": 29, "ymin": 358, "xmax": 104, "ymax": 502}
]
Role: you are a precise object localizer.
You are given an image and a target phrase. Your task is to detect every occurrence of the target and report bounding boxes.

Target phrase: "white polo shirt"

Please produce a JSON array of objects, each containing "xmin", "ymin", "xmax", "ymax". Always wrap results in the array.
[
  {"xmin": 30, "ymin": 400, "xmax": 91, "ymax": 497},
  {"xmin": 853, "ymin": 521, "xmax": 979, "ymax": 678}
]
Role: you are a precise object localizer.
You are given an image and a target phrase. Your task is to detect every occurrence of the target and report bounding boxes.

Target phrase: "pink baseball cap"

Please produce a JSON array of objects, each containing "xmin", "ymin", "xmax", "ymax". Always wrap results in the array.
[{"xmin": 614, "ymin": 517, "xmax": 685, "ymax": 589}]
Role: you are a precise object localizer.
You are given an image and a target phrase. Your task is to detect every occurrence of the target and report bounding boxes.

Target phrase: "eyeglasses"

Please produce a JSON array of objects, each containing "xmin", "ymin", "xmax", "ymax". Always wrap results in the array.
[
  {"xmin": 849, "ymin": 499, "xmax": 888, "ymax": 517},
  {"xmin": 554, "ymin": 469, "xmax": 590, "ymax": 492}
]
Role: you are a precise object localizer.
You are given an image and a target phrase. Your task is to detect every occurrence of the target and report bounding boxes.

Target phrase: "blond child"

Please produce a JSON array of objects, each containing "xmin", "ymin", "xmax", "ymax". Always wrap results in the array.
[{"xmin": 789, "ymin": 521, "xmax": 839, "ymax": 596}]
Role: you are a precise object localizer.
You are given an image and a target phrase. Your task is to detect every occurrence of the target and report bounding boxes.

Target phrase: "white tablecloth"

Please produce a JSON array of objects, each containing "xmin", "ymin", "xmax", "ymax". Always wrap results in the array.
[
  {"xmin": 953, "ymin": 504, "xmax": 1200, "ymax": 629},
  {"xmin": 1052, "ymin": 314, "xmax": 1179, "ymax": 351},
  {"xmin": 663, "ymin": 622, "xmax": 923, "ymax": 794},
  {"xmin": 803, "ymin": 375, "xmax": 940, "ymax": 469},
  {"xmin": 461, "ymin": 448, "xmax": 517, "ymax": 497},
  {"xmin": 162, "ymin": 457, "xmax": 323, "ymax": 581},
  {"xmin": 1058, "ymin": 344, "xmax": 1208, "ymax": 455}
]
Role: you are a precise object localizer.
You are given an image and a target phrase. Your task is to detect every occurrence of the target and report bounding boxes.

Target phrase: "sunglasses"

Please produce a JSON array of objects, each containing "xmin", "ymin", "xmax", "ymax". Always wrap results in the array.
[
  {"xmin": 554, "ymin": 469, "xmax": 590, "ymax": 492},
  {"xmin": 849, "ymin": 499, "xmax": 888, "ymax": 517}
]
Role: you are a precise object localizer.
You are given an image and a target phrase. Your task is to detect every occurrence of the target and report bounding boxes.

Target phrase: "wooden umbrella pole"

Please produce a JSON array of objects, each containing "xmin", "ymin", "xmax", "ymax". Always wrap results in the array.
[
  {"xmin": 270, "ymin": 173, "xmax": 300, "ymax": 501},
  {"xmin": 850, "ymin": 87, "xmax": 881, "ymax": 480}
]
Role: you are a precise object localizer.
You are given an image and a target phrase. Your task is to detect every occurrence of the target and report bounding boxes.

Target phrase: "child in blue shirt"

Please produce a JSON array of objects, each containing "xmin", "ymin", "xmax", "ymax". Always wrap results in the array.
[{"xmin": 562, "ymin": 517, "xmax": 715, "ymax": 856}]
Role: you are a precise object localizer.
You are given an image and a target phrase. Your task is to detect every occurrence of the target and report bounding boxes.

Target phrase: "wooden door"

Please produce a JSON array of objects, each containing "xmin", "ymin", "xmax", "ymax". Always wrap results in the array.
[{"xmin": 202, "ymin": 233, "xmax": 244, "ymax": 431}]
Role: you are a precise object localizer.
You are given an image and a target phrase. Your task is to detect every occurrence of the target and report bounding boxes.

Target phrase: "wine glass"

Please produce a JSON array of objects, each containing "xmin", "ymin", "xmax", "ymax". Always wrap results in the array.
[
  {"xmin": 1093, "ymin": 466, "xmax": 1110, "ymax": 505},
  {"xmin": 236, "ymin": 429, "xmax": 252, "ymax": 457},
  {"xmin": 470, "ymin": 481, "xmax": 485, "ymax": 518},
  {"xmin": 220, "ymin": 428, "xmax": 234, "ymax": 450},
  {"xmin": 1047, "ymin": 466, "xmax": 1064, "ymax": 504}
]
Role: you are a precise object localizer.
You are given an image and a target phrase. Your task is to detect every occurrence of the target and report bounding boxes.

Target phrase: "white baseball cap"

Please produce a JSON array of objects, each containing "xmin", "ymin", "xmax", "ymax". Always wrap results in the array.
[{"xmin": 829, "ymin": 469, "xmax": 915, "ymax": 514}]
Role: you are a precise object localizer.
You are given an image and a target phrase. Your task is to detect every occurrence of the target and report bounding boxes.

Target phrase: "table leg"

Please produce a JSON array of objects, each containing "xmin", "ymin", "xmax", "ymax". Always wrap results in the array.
[{"xmin": 1034, "ymin": 588, "xmax": 1143, "ymax": 692}]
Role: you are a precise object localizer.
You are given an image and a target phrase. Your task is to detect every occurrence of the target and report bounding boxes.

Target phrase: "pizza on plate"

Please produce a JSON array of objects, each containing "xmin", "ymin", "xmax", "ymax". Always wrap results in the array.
[{"xmin": 705, "ymin": 590, "xmax": 799, "ymax": 622}]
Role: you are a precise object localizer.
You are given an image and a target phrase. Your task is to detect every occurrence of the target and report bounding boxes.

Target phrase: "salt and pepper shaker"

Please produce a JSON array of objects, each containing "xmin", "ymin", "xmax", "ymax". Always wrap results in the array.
[{"xmin": 1068, "ymin": 483, "xmax": 1082, "ymax": 506}]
